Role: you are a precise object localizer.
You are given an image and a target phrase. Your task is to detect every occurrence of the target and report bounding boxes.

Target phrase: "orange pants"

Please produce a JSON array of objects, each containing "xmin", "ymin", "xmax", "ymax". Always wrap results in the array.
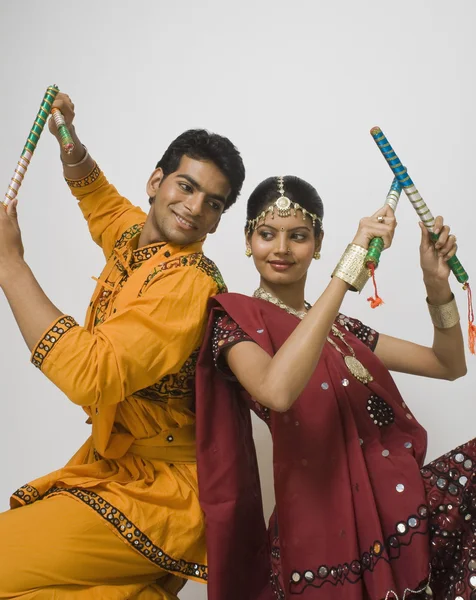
[{"xmin": 0, "ymin": 494, "xmax": 187, "ymax": 599}]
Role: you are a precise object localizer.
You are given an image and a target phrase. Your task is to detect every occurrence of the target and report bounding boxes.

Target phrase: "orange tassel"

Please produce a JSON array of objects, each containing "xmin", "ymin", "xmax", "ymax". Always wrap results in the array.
[
  {"xmin": 466, "ymin": 283, "xmax": 476, "ymax": 355},
  {"xmin": 367, "ymin": 263, "xmax": 384, "ymax": 308}
]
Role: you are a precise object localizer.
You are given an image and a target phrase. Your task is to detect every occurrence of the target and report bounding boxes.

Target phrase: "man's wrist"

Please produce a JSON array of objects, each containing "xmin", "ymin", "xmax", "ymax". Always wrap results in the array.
[{"xmin": 0, "ymin": 258, "xmax": 29, "ymax": 288}]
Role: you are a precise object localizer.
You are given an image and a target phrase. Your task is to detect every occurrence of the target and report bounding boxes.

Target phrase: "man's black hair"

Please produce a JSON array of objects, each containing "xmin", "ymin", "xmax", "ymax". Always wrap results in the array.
[{"xmin": 150, "ymin": 129, "xmax": 245, "ymax": 211}]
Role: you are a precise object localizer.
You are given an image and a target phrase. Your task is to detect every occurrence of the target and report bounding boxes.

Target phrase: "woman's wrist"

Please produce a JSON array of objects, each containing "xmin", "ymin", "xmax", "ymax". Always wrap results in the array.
[
  {"xmin": 350, "ymin": 234, "xmax": 369, "ymax": 250},
  {"xmin": 332, "ymin": 243, "xmax": 370, "ymax": 293},
  {"xmin": 426, "ymin": 293, "xmax": 460, "ymax": 329},
  {"xmin": 423, "ymin": 277, "xmax": 453, "ymax": 306}
]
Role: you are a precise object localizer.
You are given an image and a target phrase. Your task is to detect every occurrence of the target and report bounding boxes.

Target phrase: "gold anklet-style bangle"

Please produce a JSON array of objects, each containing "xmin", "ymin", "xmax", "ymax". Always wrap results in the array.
[
  {"xmin": 332, "ymin": 244, "xmax": 371, "ymax": 293},
  {"xmin": 427, "ymin": 294, "xmax": 460, "ymax": 329}
]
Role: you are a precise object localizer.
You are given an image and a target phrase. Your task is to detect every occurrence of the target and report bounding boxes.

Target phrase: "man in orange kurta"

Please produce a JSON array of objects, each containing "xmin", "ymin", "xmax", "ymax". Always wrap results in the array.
[{"xmin": 0, "ymin": 94, "xmax": 245, "ymax": 598}]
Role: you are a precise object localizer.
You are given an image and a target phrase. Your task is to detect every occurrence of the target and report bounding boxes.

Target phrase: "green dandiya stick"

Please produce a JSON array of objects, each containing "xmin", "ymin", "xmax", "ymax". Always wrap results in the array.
[
  {"xmin": 365, "ymin": 177, "xmax": 402, "ymax": 269},
  {"xmin": 364, "ymin": 178, "xmax": 402, "ymax": 309},
  {"xmin": 2, "ymin": 85, "xmax": 73, "ymax": 208},
  {"xmin": 51, "ymin": 107, "xmax": 75, "ymax": 154}
]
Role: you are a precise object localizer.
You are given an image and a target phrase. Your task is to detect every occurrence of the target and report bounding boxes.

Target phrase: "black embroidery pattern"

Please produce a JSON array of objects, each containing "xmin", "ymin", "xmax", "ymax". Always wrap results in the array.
[
  {"xmin": 270, "ymin": 518, "xmax": 286, "ymax": 598},
  {"xmin": 336, "ymin": 313, "xmax": 379, "ymax": 351},
  {"xmin": 132, "ymin": 245, "xmax": 162, "ymax": 264},
  {"xmin": 93, "ymin": 269, "xmax": 132, "ymax": 327},
  {"xmin": 94, "ymin": 243, "xmax": 163, "ymax": 327},
  {"xmin": 138, "ymin": 254, "xmax": 202, "ymax": 297},
  {"xmin": 212, "ymin": 314, "xmax": 271, "ymax": 421},
  {"xmin": 38, "ymin": 486, "xmax": 207, "ymax": 580},
  {"xmin": 288, "ymin": 505, "xmax": 429, "ymax": 594},
  {"xmin": 94, "ymin": 285, "xmax": 114, "ymax": 326},
  {"xmin": 31, "ymin": 316, "xmax": 78, "ymax": 369},
  {"xmin": 134, "ymin": 349, "xmax": 199, "ymax": 403},
  {"xmin": 421, "ymin": 439, "xmax": 476, "ymax": 598},
  {"xmin": 138, "ymin": 253, "xmax": 226, "ymax": 297},
  {"xmin": 114, "ymin": 223, "xmax": 145, "ymax": 251},
  {"xmin": 367, "ymin": 394, "xmax": 395, "ymax": 427},
  {"xmin": 65, "ymin": 164, "xmax": 101, "ymax": 188},
  {"xmin": 196, "ymin": 255, "xmax": 227, "ymax": 294},
  {"xmin": 12, "ymin": 484, "xmax": 40, "ymax": 505},
  {"xmin": 212, "ymin": 314, "xmax": 252, "ymax": 367}
]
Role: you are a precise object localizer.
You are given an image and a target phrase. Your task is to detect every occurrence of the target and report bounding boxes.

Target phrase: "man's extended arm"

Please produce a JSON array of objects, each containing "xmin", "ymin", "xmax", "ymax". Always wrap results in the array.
[
  {"xmin": 50, "ymin": 93, "xmax": 146, "ymax": 257},
  {"xmin": 0, "ymin": 205, "xmax": 217, "ymax": 406}
]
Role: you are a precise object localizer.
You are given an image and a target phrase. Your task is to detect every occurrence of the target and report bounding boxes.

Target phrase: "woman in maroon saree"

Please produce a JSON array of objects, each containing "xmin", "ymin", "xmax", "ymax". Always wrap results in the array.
[{"xmin": 196, "ymin": 176, "xmax": 472, "ymax": 600}]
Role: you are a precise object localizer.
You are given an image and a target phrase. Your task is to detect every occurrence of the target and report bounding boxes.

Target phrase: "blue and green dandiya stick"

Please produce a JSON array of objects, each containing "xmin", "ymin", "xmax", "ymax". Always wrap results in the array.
[
  {"xmin": 370, "ymin": 126, "xmax": 475, "ymax": 352},
  {"xmin": 370, "ymin": 126, "xmax": 468, "ymax": 285},
  {"xmin": 2, "ymin": 85, "xmax": 73, "ymax": 208}
]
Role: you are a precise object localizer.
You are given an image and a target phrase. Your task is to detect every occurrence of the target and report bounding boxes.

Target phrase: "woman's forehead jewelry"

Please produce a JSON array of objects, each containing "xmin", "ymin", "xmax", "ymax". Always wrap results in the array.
[{"xmin": 246, "ymin": 176, "xmax": 322, "ymax": 233}]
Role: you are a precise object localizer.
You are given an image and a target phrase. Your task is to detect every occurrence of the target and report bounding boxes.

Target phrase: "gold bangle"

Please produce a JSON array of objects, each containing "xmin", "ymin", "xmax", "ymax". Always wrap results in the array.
[
  {"xmin": 332, "ymin": 244, "xmax": 370, "ymax": 293},
  {"xmin": 427, "ymin": 294, "xmax": 460, "ymax": 329}
]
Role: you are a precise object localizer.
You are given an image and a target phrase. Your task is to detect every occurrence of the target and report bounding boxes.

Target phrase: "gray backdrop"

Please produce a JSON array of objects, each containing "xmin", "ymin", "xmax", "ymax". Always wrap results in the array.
[{"xmin": 1, "ymin": 1, "xmax": 475, "ymax": 597}]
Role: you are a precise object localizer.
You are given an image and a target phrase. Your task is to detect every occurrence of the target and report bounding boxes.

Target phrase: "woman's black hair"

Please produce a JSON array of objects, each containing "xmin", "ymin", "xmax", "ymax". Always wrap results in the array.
[{"xmin": 246, "ymin": 176, "xmax": 324, "ymax": 235}]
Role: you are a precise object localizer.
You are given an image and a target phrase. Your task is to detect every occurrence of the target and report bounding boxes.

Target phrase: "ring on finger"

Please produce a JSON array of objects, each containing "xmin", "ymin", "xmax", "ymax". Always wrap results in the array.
[{"xmin": 377, "ymin": 215, "xmax": 385, "ymax": 223}]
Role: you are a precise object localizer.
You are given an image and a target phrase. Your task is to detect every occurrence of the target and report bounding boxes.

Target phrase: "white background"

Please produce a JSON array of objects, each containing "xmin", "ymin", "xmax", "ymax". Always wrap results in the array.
[{"xmin": 1, "ymin": 1, "xmax": 475, "ymax": 597}]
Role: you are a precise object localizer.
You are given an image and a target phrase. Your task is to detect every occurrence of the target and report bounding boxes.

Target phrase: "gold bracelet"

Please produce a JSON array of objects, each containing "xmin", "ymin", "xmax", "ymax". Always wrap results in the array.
[
  {"xmin": 427, "ymin": 294, "xmax": 460, "ymax": 329},
  {"xmin": 332, "ymin": 244, "xmax": 370, "ymax": 293}
]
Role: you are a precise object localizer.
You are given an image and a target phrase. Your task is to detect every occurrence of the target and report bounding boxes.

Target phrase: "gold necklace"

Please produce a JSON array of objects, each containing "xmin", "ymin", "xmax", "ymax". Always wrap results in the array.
[
  {"xmin": 252, "ymin": 287, "xmax": 373, "ymax": 385},
  {"xmin": 252, "ymin": 287, "xmax": 308, "ymax": 319},
  {"xmin": 326, "ymin": 326, "xmax": 373, "ymax": 384}
]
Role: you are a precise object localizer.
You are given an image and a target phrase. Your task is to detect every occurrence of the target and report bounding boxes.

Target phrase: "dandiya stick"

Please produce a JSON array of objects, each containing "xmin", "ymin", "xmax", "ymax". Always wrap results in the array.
[
  {"xmin": 51, "ymin": 108, "xmax": 74, "ymax": 153},
  {"xmin": 370, "ymin": 126, "xmax": 475, "ymax": 352},
  {"xmin": 366, "ymin": 177, "xmax": 402, "ymax": 268},
  {"xmin": 2, "ymin": 85, "xmax": 73, "ymax": 209},
  {"xmin": 365, "ymin": 178, "xmax": 403, "ymax": 308}
]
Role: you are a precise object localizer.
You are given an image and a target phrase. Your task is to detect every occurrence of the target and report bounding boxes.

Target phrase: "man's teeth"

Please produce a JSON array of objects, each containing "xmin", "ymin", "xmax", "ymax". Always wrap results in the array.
[{"xmin": 177, "ymin": 215, "xmax": 193, "ymax": 228}]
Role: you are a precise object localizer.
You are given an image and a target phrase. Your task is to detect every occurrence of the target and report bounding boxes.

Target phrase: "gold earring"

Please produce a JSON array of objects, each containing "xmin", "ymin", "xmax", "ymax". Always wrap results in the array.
[
  {"xmin": 314, "ymin": 251, "xmax": 321, "ymax": 260},
  {"xmin": 245, "ymin": 247, "xmax": 252, "ymax": 257}
]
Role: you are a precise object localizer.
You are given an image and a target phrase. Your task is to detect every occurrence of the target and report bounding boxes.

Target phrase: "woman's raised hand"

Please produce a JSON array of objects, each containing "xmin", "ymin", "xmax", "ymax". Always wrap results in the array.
[
  {"xmin": 351, "ymin": 205, "xmax": 397, "ymax": 250},
  {"xmin": 419, "ymin": 216, "xmax": 457, "ymax": 284}
]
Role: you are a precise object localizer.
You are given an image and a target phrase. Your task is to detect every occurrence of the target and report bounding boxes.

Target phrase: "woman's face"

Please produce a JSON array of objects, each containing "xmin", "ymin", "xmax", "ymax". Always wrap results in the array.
[{"xmin": 247, "ymin": 208, "xmax": 322, "ymax": 286}]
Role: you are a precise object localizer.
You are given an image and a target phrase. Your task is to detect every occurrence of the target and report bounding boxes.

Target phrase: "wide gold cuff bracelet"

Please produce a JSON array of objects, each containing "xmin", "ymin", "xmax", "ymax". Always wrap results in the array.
[
  {"xmin": 427, "ymin": 294, "xmax": 460, "ymax": 329},
  {"xmin": 332, "ymin": 244, "xmax": 370, "ymax": 293}
]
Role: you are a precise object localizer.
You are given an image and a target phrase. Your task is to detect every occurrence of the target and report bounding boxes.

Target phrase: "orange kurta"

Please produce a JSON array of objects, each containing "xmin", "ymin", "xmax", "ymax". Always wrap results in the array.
[{"xmin": 10, "ymin": 164, "xmax": 226, "ymax": 584}]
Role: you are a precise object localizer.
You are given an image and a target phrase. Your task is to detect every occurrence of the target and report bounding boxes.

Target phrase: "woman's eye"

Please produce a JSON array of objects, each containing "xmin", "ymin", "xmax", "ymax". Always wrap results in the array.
[
  {"xmin": 259, "ymin": 231, "xmax": 273, "ymax": 240},
  {"xmin": 292, "ymin": 233, "xmax": 307, "ymax": 241}
]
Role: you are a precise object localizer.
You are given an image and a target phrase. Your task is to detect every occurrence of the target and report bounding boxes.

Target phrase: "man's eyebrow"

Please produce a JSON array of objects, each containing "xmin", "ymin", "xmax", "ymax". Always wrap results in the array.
[
  {"xmin": 176, "ymin": 173, "xmax": 226, "ymax": 204},
  {"xmin": 256, "ymin": 224, "xmax": 312, "ymax": 232}
]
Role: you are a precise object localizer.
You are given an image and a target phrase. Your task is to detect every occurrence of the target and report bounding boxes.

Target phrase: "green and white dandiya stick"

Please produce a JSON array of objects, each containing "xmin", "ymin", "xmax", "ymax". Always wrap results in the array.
[
  {"xmin": 2, "ymin": 84, "xmax": 73, "ymax": 209},
  {"xmin": 51, "ymin": 107, "xmax": 75, "ymax": 154},
  {"xmin": 370, "ymin": 126, "xmax": 475, "ymax": 352},
  {"xmin": 365, "ymin": 178, "xmax": 403, "ymax": 308},
  {"xmin": 365, "ymin": 177, "xmax": 402, "ymax": 269}
]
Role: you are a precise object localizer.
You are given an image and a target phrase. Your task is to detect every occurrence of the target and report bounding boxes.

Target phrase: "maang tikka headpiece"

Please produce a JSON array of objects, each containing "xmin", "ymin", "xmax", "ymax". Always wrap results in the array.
[{"xmin": 246, "ymin": 176, "xmax": 322, "ymax": 233}]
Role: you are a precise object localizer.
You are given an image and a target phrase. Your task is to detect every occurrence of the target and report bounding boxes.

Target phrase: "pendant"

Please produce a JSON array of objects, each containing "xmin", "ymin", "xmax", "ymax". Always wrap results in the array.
[{"xmin": 344, "ymin": 355, "xmax": 374, "ymax": 384}]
